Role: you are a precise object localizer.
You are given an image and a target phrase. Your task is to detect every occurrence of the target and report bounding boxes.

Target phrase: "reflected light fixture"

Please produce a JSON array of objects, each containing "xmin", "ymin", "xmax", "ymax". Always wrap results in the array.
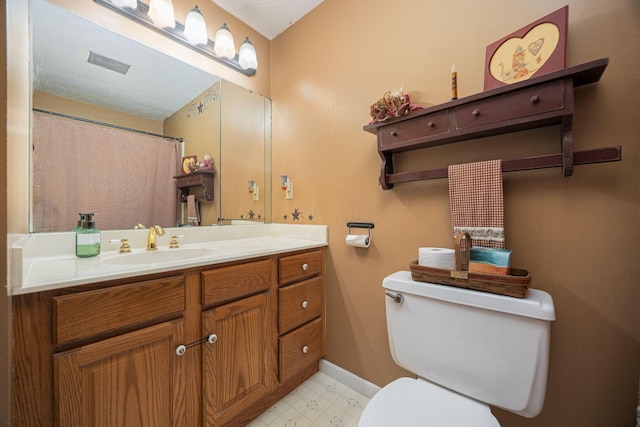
[
  {"xmin": 184, "ymin": 5, "xmax": 207, "ymax": 45},
  {"xmin": 110, "ymin": 0, "xmax": 137, "ymax": 8},
  {"xmin": 95, "ymin": 0, "xmax": 257, "ymax": 76},
  {"xmin": 214, "ymin": 23, "xmax": 236, "ymax": 59},
  {"xmin": 239, "ymin": 37, "xmax": 258, "ymax": 70}
]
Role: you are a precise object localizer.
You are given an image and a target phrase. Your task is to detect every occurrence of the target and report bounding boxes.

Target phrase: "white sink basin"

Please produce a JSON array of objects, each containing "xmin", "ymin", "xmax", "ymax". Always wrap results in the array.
[{"xmin": 101, "ymin": 248, "xmax": 216, "ymax": 265}]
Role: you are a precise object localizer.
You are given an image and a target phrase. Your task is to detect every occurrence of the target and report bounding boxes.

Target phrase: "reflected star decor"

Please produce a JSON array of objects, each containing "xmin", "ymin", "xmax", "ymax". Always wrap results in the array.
[{"xmin": 186, "ymin": 85, "xmax": 219, "ymax": 118}]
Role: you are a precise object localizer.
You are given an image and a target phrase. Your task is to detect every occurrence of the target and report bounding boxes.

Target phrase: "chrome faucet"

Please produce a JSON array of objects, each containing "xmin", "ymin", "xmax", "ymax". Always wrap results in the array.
[{"xmin": 146, "ymin": 225, "xmax": 165, "ymax": 250}]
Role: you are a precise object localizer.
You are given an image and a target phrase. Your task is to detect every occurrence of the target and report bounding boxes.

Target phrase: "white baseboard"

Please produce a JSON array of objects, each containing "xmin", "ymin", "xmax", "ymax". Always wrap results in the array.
[{"xmin": 319, "ymin": 359, "xmax": 381, "ymax": 399}]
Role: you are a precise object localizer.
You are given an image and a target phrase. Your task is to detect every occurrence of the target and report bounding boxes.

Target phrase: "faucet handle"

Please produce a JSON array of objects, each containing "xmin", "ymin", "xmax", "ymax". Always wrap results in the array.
[
  {"xmin": 169, "ymin": 235, "xmax": 186, "ymax": 249},
  {"xmin": 108, "ymin": 238, "xmax": 132, "ymax": 253},
  {"xmin": 134, "ymin": 223, "xmax": 146, "ymax": 229}
]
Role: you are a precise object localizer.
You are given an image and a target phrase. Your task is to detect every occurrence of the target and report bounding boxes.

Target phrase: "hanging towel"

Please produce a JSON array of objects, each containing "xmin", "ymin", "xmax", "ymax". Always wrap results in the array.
[
  {"xmin": 187, "ymin": 195, "xmax": 200, "ymax": 226},
  {"xmin": 448, "ymin": 160, "xmax": 505, "ymax": 248}
]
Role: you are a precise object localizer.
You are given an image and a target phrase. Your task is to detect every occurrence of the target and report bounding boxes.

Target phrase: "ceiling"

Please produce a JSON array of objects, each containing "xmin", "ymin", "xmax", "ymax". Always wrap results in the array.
[
  {"xmin": 32, "ymin": 0, "xmax": 324, "ymax": 121},
  {"xmin": 212, "ymin": 0, "xmax": 324, "ymax": 40}
]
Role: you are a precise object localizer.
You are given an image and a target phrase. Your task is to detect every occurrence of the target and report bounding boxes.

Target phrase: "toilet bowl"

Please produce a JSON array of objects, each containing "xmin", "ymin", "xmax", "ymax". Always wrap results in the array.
[
  {"xmin": 359, "ymin": 377, "xmax": 499, "ymax": 426},
  {"xmin": 358, "ymin": 271, "xmax": 555, "ymax": 426}
]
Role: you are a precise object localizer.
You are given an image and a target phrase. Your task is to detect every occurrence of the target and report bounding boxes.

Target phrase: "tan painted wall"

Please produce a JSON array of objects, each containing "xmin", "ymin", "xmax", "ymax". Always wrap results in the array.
[{"xmin": 271, "ymin": 0, "xmax": 640, "ymax": 425}]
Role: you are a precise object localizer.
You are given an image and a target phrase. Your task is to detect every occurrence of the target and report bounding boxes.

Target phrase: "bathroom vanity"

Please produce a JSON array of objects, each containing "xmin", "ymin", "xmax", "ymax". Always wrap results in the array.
[{"xmin": 11, "ymin": 225, "xmax": 327, "ymax": 426}]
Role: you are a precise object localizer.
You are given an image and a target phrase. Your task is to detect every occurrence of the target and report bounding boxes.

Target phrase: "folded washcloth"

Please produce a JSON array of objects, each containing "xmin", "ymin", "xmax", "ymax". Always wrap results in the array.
[{"xmin": 448, "ymin": 160, "xmax": 505, "ymax": 248}]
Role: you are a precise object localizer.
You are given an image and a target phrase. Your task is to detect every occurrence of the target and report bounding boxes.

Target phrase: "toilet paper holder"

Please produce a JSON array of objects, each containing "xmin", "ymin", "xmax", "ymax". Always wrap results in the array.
[{"xmin": 346, "ymin": 222, "xmax": 374, "ymax": 240}]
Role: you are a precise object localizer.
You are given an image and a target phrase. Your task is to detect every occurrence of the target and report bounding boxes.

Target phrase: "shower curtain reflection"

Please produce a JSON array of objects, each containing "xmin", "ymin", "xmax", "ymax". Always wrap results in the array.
[{"xmin": 32, "ymin": 112, "xmax": 180, "ymax": 232}]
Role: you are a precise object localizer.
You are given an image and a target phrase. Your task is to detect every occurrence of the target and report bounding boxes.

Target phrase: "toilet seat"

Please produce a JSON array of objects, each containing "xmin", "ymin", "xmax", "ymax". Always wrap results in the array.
[{"xmin": 358, "ymin": 377, "xmax": 500, "ymax": 427}]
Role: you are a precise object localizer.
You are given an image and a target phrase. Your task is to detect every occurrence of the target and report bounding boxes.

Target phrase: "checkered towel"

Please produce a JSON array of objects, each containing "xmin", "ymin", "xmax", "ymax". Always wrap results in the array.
[{"xmin": 448, "ymin": 160, "xmax": 505, "ymax": 248}]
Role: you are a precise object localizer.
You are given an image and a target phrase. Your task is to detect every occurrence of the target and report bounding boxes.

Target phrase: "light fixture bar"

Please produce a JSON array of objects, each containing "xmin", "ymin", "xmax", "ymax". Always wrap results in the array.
[{"xmin": 93, "ymin": 0, "xmax": 256, "ymax": 76}]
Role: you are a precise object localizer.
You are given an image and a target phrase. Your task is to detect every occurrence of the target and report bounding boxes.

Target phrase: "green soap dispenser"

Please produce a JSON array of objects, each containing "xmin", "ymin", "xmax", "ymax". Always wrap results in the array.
[{"xmin": 75, "ymin": 213, "xmax": 101, "ymax": 258}]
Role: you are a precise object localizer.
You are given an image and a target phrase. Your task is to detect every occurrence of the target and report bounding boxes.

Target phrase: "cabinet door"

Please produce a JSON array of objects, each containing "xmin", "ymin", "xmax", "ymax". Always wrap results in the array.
[
  {"xmin": 202, "ymin": 292, "xmax": 273, "ymax": 426},
  {"xmin": 54, "ymin": 320, "xmax": 188, "ymax": 427}
]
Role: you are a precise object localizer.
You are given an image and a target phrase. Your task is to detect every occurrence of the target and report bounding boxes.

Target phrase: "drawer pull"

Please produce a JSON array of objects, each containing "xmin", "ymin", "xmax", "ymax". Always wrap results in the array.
[
  {"xmin": 302, "ymin": 345, "xmax": 309, "ymax": 354},
  {"xmin": 530, "ymin": 95, "xmax": 540, "ymax": 104},
  {"xmin": 302, "ymin": 263, "xmax": 309, "ymax": 271},
  {"xmin": 472, "ymin": 109, "xmax": 480, "ymax": 117},
  {"xmin": 175, "ymin": 345, "xmax": 187, "ymax": 356},
  {"xmin": 390, "ymin": 131, "xmax": 398, "ymax": 136},
  {"xmin": 427, "ymin": 121, "xmax": 435, "ymax": 128},
  {"xmin": 301, "ymin": 300, "xmax": 309, "ymax": 309},
  {"xmin": 207, "ymin": 333, "xmax": 218, "ymax": 344}
]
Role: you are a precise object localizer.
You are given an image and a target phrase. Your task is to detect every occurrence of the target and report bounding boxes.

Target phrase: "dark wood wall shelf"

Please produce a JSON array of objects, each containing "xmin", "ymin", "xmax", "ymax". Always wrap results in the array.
[
  {"xmin": 363, "ymin": 58, "xmax": 621, "ymax": 190},
  {"xmin": 174, "ymin": 170, "xmax": 215, "ymax": 202}
]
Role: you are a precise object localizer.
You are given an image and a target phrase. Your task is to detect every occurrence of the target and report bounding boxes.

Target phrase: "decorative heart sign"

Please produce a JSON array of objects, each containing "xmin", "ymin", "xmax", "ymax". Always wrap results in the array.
[
  {"xmin": 484, "ymin": 6, "xmax": 567, "ymax": 90},
  {"xmin": 489, "ymin": 22, "xmax": 560, "ymax": 85}
]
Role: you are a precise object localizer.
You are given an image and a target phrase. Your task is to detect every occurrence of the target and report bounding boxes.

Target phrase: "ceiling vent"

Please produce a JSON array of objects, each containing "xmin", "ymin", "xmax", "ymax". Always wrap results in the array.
[{"xmin": 87, "ymin": 51, "xmax": 131, "ymax": 75}]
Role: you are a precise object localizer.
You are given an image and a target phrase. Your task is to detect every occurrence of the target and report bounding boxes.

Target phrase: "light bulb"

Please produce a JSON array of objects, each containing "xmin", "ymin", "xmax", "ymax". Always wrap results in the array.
[
  {"xmin": 214, "ymin": 23, "xmax": 235, "ymax": 59},
  {"xmin": 239, "ymin": 37, "xmax": 258, "ymax": 70},
  {"xmin": 148, "ymin": 0, "xmax": 175, "ymax": 29},
  {"xmin": 184, "ymin": 6, "xmax": 208, "ymax": 45}
]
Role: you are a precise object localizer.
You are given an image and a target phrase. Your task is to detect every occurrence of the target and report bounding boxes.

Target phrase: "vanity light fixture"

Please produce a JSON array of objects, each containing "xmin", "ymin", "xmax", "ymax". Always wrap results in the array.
[
  {"xmin": 281, "ymin": 175, "xmax": 293, "ymax": 200},
  {"xmin": 94, "ymin": 0, "xmax": 257, "ymax": 76}
]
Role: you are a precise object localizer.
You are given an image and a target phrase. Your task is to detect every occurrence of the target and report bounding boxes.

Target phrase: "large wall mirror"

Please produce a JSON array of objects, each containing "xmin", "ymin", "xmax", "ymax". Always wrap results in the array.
[{"xmin": 30, "ymin": 0, "xmax": 271, "ymax": 233}]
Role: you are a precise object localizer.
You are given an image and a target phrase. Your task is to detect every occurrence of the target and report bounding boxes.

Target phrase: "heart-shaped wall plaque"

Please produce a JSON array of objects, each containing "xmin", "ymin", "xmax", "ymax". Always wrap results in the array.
[
  {"xmin": 488, "ymin": 22, "xmax": 560, "ymax": 85},
  {"xmin": 484, "ymin": 6, "xmax": 567, "ymax": 90}
]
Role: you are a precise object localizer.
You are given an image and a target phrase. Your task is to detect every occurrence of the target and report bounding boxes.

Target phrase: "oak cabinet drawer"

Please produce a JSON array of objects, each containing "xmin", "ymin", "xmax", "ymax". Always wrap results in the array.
[
  {"xmin": 279, "ymin": 277, "xmax": 322, "ymax": 334},
  {"xmin": 456, "ymin": 80, "xmax": 565, "ymax": 130},
  {"xmin": 379, "ymin": 111, "xmax": 450, "ymax": 149},
  {"xmin": 54, "ymin": 276, "xmax": 185, "ymax": 346},
  {"xmin": 279, "ymin": 318, "xmax": 322, "ymax": 383},
  {"xmin": 279, "ymin": 250, "xmax": 322, "ymax": 286},
  {"xmin": 202, "ymin": 259, "xmax": 272, "ymax": 306}
]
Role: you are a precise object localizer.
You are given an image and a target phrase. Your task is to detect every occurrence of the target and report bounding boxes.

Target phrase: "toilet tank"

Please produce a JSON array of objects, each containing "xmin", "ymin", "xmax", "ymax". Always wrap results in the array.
[{"xmin": 383, "ymin": 271, "xmax": 555, "ymax": 418}]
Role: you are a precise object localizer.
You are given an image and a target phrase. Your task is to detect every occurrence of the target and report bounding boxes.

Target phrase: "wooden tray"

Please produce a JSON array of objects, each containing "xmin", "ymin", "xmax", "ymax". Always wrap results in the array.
[{"xmin": 409, "ymin": 233, "xmax": 531, "ymax": 298}]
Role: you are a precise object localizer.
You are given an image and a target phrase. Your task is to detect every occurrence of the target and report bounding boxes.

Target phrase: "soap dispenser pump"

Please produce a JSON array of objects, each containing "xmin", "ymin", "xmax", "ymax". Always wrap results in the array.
[{"xmin": 75, "ymin": 213, "xmax": 101, "ymax": 258}]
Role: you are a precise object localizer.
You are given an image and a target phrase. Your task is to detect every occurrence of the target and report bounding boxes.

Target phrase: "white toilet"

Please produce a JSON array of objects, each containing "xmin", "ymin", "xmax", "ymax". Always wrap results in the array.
[{"xmin": 359, "ymin": 271, "xmax": 555, "ymax": 426}]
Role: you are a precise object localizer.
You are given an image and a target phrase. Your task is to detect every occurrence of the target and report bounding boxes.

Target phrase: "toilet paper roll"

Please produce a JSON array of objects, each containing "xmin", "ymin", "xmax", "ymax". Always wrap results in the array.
[
  {"xmin": 418, "ymin": 247, "xmax": 455, "ymax": 269},
  {"xmin": 346, "ymin": 234, "xmax": 370, "ymax": 248}
]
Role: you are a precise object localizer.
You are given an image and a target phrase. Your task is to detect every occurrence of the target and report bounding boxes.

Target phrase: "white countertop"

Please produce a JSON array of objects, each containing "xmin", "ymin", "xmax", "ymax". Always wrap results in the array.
[{"xmin": 9, "ymin": 224, "xmax": 328, "ymax": 295}]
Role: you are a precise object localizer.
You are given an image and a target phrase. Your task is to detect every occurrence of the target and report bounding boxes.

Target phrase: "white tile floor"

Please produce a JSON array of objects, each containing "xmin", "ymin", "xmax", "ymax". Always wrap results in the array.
[{"xmin": 248, "ymin": 372, "xmax": 370, "ymax": 427}]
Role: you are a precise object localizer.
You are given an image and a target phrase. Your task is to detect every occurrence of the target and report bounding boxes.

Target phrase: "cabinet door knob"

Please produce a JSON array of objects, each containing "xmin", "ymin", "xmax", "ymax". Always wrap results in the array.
[
  {"xmin": 427, "ymin": 121, "xmax": 435, "ymax": 128},
  {"xmin": 530, "ymin": 95, "xmax": 540, "ymax": 104},
  {"xmin": 472, "ymin": 109, "xmax": 480, "ymax": 117},
  {"xmin": 301, "ymin": 300, "xmax": 309, "ymax": 309},
  {"xmin": 302, "ymin": 263, "xmax": 309, "ymax": 271},
  {"xmin": 207, "ymin": 333, "xmax": 218, "ymax": 344},
  {"xmin": 302, "ymin": 345, "xmax": 309, "ymax": 354},
  {"xmin": 175, "ymin": 345, "xmax": 187, "ymax": 356}
]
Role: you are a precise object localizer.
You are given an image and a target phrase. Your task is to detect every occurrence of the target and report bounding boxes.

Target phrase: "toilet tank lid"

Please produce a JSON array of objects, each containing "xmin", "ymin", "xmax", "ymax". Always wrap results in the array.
[{"xmin": 383, "ymin": 271, "xmax": 556, "ymax": 321}]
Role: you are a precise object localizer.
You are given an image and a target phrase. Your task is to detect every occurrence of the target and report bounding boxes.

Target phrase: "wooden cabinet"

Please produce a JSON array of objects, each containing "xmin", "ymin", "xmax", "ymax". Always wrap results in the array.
[
  {"xmin": 277, "ymin": 249, "xmax": 326, "ymax": 383},
  {"xmin": 12, "ymin": 248, "xmax": 325, "ymax": 427},
  {"xmin": 51, "ymin": 275, "xmax": 189, "ymax": 426},
  {"xmin": 202, "ymin": 293, "xmax": 272, "ymax": 426},
  {"xmin": 200, "ymin": 259, "xmax": 276, "ymax": 426},
  {"xmin": 54, "ymin": 319, "xmax": 186, "ymax": 426}
]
